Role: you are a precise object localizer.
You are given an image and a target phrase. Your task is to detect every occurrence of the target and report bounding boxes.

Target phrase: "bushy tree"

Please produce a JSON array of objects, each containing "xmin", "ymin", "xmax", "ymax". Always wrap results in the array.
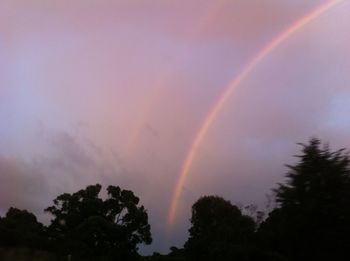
[
  {"xmin": 0, "ymin": 207, "xmax": 46, "ymax": 249},
  {"xmin": 259, "ymin": 138, "xmax": 350, "ymax": 261},
  {"xmin": 184, "ymin": 196, "xmax": 255, "ymax": 261},
  {"xmin": 45, "ymin": 184, "xmax": 152, "ymax": 260}
]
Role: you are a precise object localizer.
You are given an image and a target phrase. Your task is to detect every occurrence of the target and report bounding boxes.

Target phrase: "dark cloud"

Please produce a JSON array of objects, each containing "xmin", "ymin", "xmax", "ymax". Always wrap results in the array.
[
  {"xmin": 0, "ymin": 131, "xmax": 174, "ymax": 253},
  {"xmin": 0, "ymin": 132, "xmax": 123, "ymax": 221},
  {"xmin": 0, "ymin": 156, "xmax": 51, "ymax": 217}
]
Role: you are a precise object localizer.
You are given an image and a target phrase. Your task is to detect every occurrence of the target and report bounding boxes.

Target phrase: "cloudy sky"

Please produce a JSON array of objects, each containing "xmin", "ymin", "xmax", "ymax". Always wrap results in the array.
[{"xmin": 1, "ymin": 0, "xmax": 350, "ymax": 254}]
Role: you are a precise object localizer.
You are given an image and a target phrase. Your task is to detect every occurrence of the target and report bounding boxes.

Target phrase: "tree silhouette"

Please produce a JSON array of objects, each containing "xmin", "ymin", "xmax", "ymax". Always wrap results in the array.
[
  {"xmin": 184, "ymin": 195, "xmax": 255, "ymax": 261},
  {"xmin": 45, "ymin": 184, "xmax": 152, "ymax": 260},
  {"xmin": 259, "ymin": 138, "xmax": 350, "ymax": 261},
  {"xmin": 0, "ymin": 207, "xmax": 46, "ymax": 249}
]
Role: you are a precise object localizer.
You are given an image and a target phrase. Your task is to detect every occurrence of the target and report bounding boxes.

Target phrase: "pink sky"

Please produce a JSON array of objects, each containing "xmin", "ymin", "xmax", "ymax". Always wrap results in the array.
[{"xmin": 1, "ymin": 0, "xmax": 350, "ymax": 253}]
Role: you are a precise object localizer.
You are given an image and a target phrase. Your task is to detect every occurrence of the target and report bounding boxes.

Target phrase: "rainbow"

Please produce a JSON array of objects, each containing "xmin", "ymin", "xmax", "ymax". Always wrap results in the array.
[
  {"xmin": 124, "ymin": 1, "xmax": 225, "ymax": 159},
  {"xmin": 167, "ymin": 0, "xmax": 343, "ymax": 226},
  {"xmin": 124, "ymin": 82, "xmax": 165, "ymax": 159}
]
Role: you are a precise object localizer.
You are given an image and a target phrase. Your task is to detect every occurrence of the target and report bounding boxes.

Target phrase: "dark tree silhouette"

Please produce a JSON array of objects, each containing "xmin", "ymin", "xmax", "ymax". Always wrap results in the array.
[
  {"xmin": 259, "ymin": 138, "xmax": 350, "ymax": 261},
  {"xmin": 0, "ymin": 207, "xmax": 46, "ymax": 249},
  {"xmin": 184, "ymin": 195, "xmax": 255, "ymax": 261},
  {"xmin": 45, "ymin": 184, "xmax": 152, "ymax": 260}
]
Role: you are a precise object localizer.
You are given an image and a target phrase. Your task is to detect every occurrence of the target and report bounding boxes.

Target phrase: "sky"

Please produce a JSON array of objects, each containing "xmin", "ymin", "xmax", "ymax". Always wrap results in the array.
[{"xmin": 1, "ymin": 0, "xmax": 350, "ymax": 254}]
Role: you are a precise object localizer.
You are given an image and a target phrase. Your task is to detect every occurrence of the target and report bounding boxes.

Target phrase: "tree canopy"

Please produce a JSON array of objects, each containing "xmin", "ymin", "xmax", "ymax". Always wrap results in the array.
[
  {"xmin": 259, "ymin": 138, "xmax": 350, "ymax": 261},
  {"xmin": 2, "ymin": 138, "xmax": 350, "ymax": 261},
  {"xmin": 45, "ymin": 184, "xmax": 152, "ymax": 260},
  {"xmin": 0, "ymin": 207, "xmax": 46, "ymax": 249},
  {"xmin": 184, "ymin": 195, "xmax": 255, "ymax": 261}
]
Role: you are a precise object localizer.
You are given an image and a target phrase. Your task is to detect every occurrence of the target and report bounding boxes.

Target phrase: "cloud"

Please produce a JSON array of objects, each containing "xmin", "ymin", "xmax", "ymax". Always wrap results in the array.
[
  {"xmin": 0, "ymin": 131, "xmax": 125, "ymax": 221},
  {"xmin": 0, "ymin": 131, "xmax": 175, "ymax": 253},
  {"xmin": 0, "ymin": 156, "xmax": 51, "ymax": 217}
]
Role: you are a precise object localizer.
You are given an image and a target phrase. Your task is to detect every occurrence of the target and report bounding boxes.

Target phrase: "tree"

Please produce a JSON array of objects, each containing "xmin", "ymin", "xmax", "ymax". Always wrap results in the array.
[
  {"xmin": 184, "ymin": 196, "xmax": 255, "ymax": 261},
  {"xmin": 259, "ymin": 138, "xmax": 350, "ymax": 261},
  {"xmin": 45, "ymin": 184, "xmax": 152, "ymax": 260},
  {"xmin": 0, "ymin": 207, "xmax": 46, "ymax": 249}
]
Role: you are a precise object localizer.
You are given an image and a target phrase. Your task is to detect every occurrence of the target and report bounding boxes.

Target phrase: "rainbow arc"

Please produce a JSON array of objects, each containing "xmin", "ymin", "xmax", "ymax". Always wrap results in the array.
[{"xmin": 167, "ymin": 0, "xmax": 344, "ymax": 226}]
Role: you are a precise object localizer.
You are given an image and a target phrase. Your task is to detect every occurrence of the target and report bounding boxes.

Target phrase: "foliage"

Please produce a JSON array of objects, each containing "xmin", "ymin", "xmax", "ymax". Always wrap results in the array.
[
  {"xmin": 0, "ymin": 208, "xmax": 46, "ymax": 249},
  {"xmin": 184, "ymin": 195, "xmax": 255, "ymax": 261},
  {"xmin": 0, "ymin": 247, "xmax": 55, "ymax": 261},
  {"xmin": 45, "ymin": 184, "xmax": 152, "ymax": 260},
  {"xmin": 259, "ymin": 138, "xmax": 350, "ymax": 261},
  {"xmin": 2, "ymin": 138, "xmax": 350, "ymax": 261}
]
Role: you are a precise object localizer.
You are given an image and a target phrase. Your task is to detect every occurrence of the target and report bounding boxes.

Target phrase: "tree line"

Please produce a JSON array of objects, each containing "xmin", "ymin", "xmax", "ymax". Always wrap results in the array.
[{"xmin": 1, "ymin": 138, "xmax": 350, "ymax": 261}]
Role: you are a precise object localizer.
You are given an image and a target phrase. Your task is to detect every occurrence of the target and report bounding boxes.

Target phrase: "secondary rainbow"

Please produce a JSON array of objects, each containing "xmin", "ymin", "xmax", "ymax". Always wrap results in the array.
[
  {"xmin": 124, "ymin": 1, "xmax": 225, "ymax": 159},
  {"xmin": 167, "ymin": 0, "xmax": 344, "ymax": 226}
]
